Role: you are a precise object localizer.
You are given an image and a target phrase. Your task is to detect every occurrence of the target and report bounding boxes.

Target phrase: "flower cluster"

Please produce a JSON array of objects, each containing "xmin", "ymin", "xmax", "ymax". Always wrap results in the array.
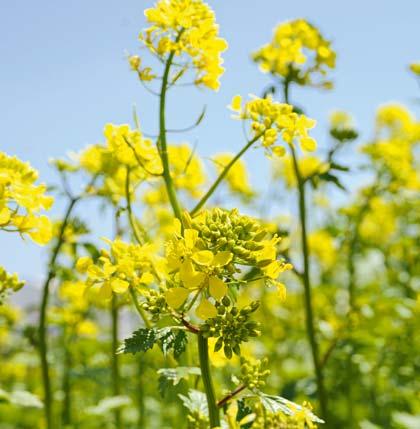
[
  {"xmin": 78, "ymin": 123, "xmax": 162, "ymax": 201},
  {"xmin": 239, "ymin": 357, "xmax": 270, "ymax": 390},
  {"xmin": 0, "ymin": 152, "xmax": 53, "ymax": 245},
  {"xmin": 164, "ymin": 209, "xmax": 291, "ymax": 320},
  {"xmin": 76, "ymin": 240, "xmax": 161, "ymax": 301},
  {"xmin": 200, "ymin": 297, "xmax": 261, "ymax": 358},
  {"xmin": 132, "ymin": 0, "xmax": 228, "ymax": 90},
  {"xmin": 362, "ymin": 104, "xmax": 420, "ymax": 191},
  {"xmin": 230, "ymin": 95, "xmax": 317, "ymax": 156},
  {"xmin": 329, "ymin": 110, "xmax": 358, "ymax": 142},
  {"xmin": 252, "ymin": 401, "xmax": 319, "ymax": 429},
  {"xmin": 0, "ymin": 267, "xmax": 24, "ymax": 299},
  {"xmin": 253, "ymin": 19, "xmax": 336, "ymax": 89}
]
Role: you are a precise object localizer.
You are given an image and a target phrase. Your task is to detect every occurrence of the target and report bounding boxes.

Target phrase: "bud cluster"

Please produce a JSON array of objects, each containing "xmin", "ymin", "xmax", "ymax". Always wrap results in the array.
[
  {"xmin": 200, "ymin": 296, "xmax": 261, "ymax": 359},
  {"xmin": 191, "ymin": 208, "xmax": 268, "ymax": 265},
  {"xmin": 141, "ymin": 289, "xmax": 169, "ymax": 322},
  {"xmin": 187, "ymin": 411, "xmax": 209, "ymax": 429},
  {"xmin": 0, "ymin": 267, "xmax": 24, "ymax": 295},
  {"xmin": 239, "ymin": 357, "xmax": 270, "ymax": 390}
]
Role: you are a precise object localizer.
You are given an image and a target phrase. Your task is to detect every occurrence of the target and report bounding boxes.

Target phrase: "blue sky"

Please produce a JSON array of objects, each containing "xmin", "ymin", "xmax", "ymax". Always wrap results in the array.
[{"xmin": 1, "ymin": 0, "xmax": 419, "ymax": 282}]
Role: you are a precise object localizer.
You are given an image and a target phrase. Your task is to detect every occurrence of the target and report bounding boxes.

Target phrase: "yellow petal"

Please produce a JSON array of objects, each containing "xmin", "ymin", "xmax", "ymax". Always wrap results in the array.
[
  {"xmin": 165, "ymin": 287, "xmax": 190, "ymax": 309},
  {"xmin": 139, "ymin": 272, "xmax": 154, "ymax": 285},
  {"xmin": 191, "ymin": 250, "xmax": 214, "ymax": 266},
  {"xmin": 184, "ymin": 228, "xmax": 199, "ymax": 249},
  {"xmin": 230, "ymin": 95, "xmax": 242, "ymax": 112},
  {"xmin": 0, "ymin": 207, "xmax": 11, "ymax": 225},
  {"xmin": 301, "ymin": 137, "xmax": 317, "ymax": 152},
  {"xmin": 110, "ymin": 278, "xmax": 130, "ymax": 294},
  {"xmin": 209, "ymin": 276, "xmax": 227, "ymax": 300},
  {"xmin": 277, "ymin": 282, "xmax": 287, "ymax": 302},
  {"xmin": 196, "ymin": 299, "xmax": 217, "ymax": 320},
  {"xmin": 212, "ymin": 251, "xmax": 233, "ymax": 267},
  {"xmin": 76, "ymin": 256, "xmax": 93, "ymax": 273},
  {"xmin": 98, "ymin": 281, "xmax": 113, "ymax": 301}
]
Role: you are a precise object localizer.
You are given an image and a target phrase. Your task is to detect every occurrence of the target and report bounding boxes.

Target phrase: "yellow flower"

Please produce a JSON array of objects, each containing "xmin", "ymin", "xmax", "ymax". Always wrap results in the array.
[
  {"xmin": 137, "ymin": 0, "xmax": 228, "ymax": 90},
  {"xmin": 230, "ymin": 95, "xmax": 317, "ymax": 156},
  {"xmin": 77, "ymin": 239, "xmax": 161, "ymax": 302},
  {"xmin": 0, "ymin": 151, "xmax": 53, "ymax": 245},
  {"xmin": 253, "ymin": 19, "xmax": 336, "ymax": 89}
]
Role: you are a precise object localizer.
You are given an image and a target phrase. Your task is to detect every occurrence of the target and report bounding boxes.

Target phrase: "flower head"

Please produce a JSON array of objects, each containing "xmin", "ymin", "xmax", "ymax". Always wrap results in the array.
[
  {"xmin": 253, "ymin": 19, "xmax": 336, "ymax": 89},
  {"xmin": 133, "ymin": 0, "xmax": 228, "ymax": 90}
]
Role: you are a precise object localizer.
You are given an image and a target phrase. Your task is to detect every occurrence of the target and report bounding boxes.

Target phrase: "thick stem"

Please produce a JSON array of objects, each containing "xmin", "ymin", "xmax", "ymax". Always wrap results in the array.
[
  {"xmin": 38, "ymin": 196, "xmax": 78, "ymax": 429},
  {"xmin": 191, "ymin": 133, "xmax": 262, "ymax": 215},
  {"xmin": 111, "ymin": 294, "xmax": 122, "ymax": 429},
  {"xmin": 158, "ymin": 48, "xmax": 183, "ymax": 220},
  {"xmin": 197, "ymin": 335, "xmax": 220, "ymax": 428}
]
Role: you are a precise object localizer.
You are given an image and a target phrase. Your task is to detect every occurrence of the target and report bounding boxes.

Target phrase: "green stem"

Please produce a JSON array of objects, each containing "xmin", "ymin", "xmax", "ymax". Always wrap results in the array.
[
  {"xmin": 111, "ymin": 294, "xmax": 122, "ymax": 429},
  {"xmin": 38, "ymin": 196, "xmax": 78, "ymax": 429},
  {"xmin": 283, "ymin": 79, "xmax": 327, "ymax": 420},
  {"xmin": 290, "ymin": 142, "xmax": 328, "ymax": 421},
  {"xmin": 191, "ymin": 133, "xmax": 262, "ymax": 215},
  {"xmin": 61, "ymin": 330, "xmax": 72, "ymax": 426},
  {"xmin": 158, "ymin": 47, "xmax": 183, "ymax": 221},
  {"xmin": 129, "ymin": 288, "xmax": 152, "ymax": 329},
  {"xmin": 198, "ymin": 335, "xmax": 220, "ymax": 428}
]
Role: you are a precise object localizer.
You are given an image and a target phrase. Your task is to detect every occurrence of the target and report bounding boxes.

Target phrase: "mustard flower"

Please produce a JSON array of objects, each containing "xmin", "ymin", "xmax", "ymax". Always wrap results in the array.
[
  {"xmin": 0, "ymin": 151, "xmax": 53, "ymax": 245},
  {"xmin": 76, "ymin": 239, "xmax": 161, "ymax": 301},
  {"xmin": 253, "ymin": 18, "xmax": 336, "ymax": 89},
  {"xmin": 133, "ymin": 0, "xmax": 228, "ymax": 90},
  {"xmin": 230, "ymin": 95, "xmax": 317, "ymax": 155},
  {"xmin": 164, "ymin": 209, "xmax": 291, "ymax": 320}
]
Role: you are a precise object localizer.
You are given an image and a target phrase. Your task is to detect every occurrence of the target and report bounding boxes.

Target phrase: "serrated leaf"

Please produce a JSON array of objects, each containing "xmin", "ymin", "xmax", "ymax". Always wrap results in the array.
[
  {"xmin": 157, "ymin": 367, "xmax": 201, "ymax": 397},
  {"xmin": 157, "ymin": 328, "xmax": 188, "ymax": 358},
  {"xmin": 118, "ymin": 328, "xmax": 156, "ymax": 354},
  {"xmin": 256, "ymin": 393, "xmax": 324, "ymax": 424}
]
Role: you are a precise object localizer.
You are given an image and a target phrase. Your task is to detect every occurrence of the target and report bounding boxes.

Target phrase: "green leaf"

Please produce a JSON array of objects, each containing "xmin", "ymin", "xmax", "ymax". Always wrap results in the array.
[
  {"xmin": 318, "ymin": 172, "xmax": 347, "ymax": 191},
  {"xmin": 118, "ymin": 328, "xmax": 157, "ymax": 354},
  {"xmin": 252, "ymin": 392, "xmax": 324, "ymax": 424},
  {"xmin": 157, "ymin": 367, "xmax": 201, "ymax": 397},
  {"xmin": 157, "ymin": 328, "xmax": 188, "ymax": 358}
]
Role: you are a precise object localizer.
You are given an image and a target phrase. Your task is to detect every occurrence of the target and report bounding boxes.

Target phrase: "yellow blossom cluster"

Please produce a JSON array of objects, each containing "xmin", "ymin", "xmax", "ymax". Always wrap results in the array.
[
  {"xmin": 253, "ymin": 19, "xmax": 336, "ymax": 88},
  {"xmin": 212, "ymin": 153, "xmax": 253, "ymax": 198},
  {"xmin": 78, "ymin": 123, "xmax": 162, "ymax": 201},
  {"xmin": 164, "ymin": 209, "xmax": 291, "ymax": 319},
  {"xmin": 230, "ymin": 95, "xmax": 317, "ymax": 156},
  {"xmin": 76, "ymin": 239, "xmax": 162, "ymax": 301},
  {"xmin": 0, "ymin": 152, "xmax": 53, "ymax": 245},
  {"xmin": 0, "ymin": 266, "xmax": 25, "ymax": 296},
  {"xmin": 362, "ymin": 104, "xmax": 420, "ymax": 190},
  {"xmin": 132, "ymin": 0, "xmax": 228, "ymax": 90}
]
